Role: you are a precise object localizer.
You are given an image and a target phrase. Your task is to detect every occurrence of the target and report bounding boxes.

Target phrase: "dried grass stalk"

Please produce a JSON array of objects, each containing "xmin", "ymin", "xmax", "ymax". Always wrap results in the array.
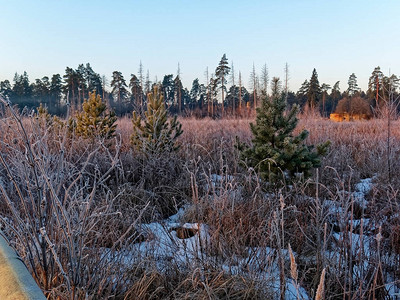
[
  {"xmin": 288, "ymin": 243, "xmax": 298, "ymax": 282},
  {"xmin": 315, "ymin": 268, "xmax": 326, "ymax": 300}
]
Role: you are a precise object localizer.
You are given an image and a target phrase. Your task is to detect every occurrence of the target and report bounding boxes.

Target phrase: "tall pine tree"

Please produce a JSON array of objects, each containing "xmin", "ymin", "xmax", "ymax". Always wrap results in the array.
[
  {"xmin": 307, "ymin": 68, "xmax": 321, "ymax": 111},
  {"xmin": 215, "ymin": 54, "xmax": 230, "ymax": 116},
  {"xmin": 111, "ymin": 71, "xmax": 129, "ymax": 115},
  {"xmin": 367, "ymin": 67, "xmax": 384, "ymax": 107},
  {"xmin": 129, "ymin": 74, "xmax": 143, "ymax": 110},
  {"xmin": 50, "ymin": 74, "xmax": 63, "ymax": 113},
  {"xmin": 347, "ymin": 73, "xmax": 360, "ymax": 96}
]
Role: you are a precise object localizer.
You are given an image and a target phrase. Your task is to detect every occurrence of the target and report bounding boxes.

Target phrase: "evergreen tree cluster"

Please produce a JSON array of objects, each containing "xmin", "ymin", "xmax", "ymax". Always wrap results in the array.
[{"xmin": 0, "ymin": 59, "xmax": 398, "ymax": 118}]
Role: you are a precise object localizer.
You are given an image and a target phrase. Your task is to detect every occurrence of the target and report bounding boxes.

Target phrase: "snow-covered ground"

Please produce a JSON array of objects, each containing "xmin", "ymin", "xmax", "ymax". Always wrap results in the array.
[
  {"xmin": 133, "ymin": 208, "xmax": 311, "ymax": 299},
  {"xmin": 124, "ymin": 175, "xmax": 399, "ymax": 299}
]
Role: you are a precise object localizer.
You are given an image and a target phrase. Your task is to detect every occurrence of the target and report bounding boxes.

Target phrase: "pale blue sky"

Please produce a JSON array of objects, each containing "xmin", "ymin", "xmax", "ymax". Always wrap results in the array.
[{"xmin": 0, "ymin": 0, "xmax": 399, "ymax": 92}]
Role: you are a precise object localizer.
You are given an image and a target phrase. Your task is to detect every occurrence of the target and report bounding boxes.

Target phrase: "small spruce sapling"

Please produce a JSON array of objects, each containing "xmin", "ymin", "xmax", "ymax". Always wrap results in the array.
[
  {"xmin": 238, "ymin": 87, "xmax": 329, "ymax": 184},
  {"xmin": 131, "ymin": 86, "xmax": 182, "ymax": 156},
  {"xmin": 71, "ymin": 92, "xmax": 117, "ymax": 140}
]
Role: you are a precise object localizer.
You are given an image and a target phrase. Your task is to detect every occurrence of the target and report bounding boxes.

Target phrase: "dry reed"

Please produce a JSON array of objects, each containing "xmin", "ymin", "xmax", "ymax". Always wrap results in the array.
[{"xmin": 1, "ymin": 107, "xmax": 400, "ymax": 299}]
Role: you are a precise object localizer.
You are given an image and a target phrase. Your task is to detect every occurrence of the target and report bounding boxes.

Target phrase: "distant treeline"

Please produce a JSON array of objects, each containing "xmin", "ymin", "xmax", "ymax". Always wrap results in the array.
[{"xmin": 0, "ymin": 57, "xmax": 398, "ymax": 117}]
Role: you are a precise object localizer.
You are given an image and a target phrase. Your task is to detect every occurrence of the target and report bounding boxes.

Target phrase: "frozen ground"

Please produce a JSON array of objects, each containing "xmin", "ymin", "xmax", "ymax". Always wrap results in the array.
[{"xmin": 123, "ymin": 175, "xmax": 399, "ymax": 299}]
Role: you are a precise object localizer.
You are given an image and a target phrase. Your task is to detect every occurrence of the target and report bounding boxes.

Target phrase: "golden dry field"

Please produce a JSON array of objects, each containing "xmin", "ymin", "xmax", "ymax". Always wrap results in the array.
[{"xmin": 1, "ymin": 109, "xmax": 400, "ymax": 299}]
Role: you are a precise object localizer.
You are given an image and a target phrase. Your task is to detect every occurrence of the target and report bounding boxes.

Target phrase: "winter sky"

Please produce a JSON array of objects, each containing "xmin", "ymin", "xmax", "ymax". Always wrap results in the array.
[{"xmin": 0, "ymin": 0, "xmax": 399, "ymax": 92}]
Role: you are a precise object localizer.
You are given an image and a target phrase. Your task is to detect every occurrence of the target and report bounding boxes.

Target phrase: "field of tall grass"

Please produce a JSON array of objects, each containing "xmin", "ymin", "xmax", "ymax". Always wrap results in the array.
[{"xmin": 0, "ymin": 104, "xmax": 399, "ymax": 299}]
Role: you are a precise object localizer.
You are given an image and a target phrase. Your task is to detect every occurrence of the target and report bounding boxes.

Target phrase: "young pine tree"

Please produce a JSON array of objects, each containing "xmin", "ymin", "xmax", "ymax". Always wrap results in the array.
[
  {"xmin": 73, "ymin": 92, "xmax": 117, "ymax": 140},
  {"xmin": 131, "ymin": 86, "xmax": 182, "ymax": 156},
  {"xmin": 239, "ymin": 82, "xmax": 329, "ymax": 184}
]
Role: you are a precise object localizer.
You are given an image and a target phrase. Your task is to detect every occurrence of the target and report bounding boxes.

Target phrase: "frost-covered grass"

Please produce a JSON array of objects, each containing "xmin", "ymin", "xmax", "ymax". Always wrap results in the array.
[{"xmin": 1, "ymin": 107, "xmax": 400, "ymax": 299}]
